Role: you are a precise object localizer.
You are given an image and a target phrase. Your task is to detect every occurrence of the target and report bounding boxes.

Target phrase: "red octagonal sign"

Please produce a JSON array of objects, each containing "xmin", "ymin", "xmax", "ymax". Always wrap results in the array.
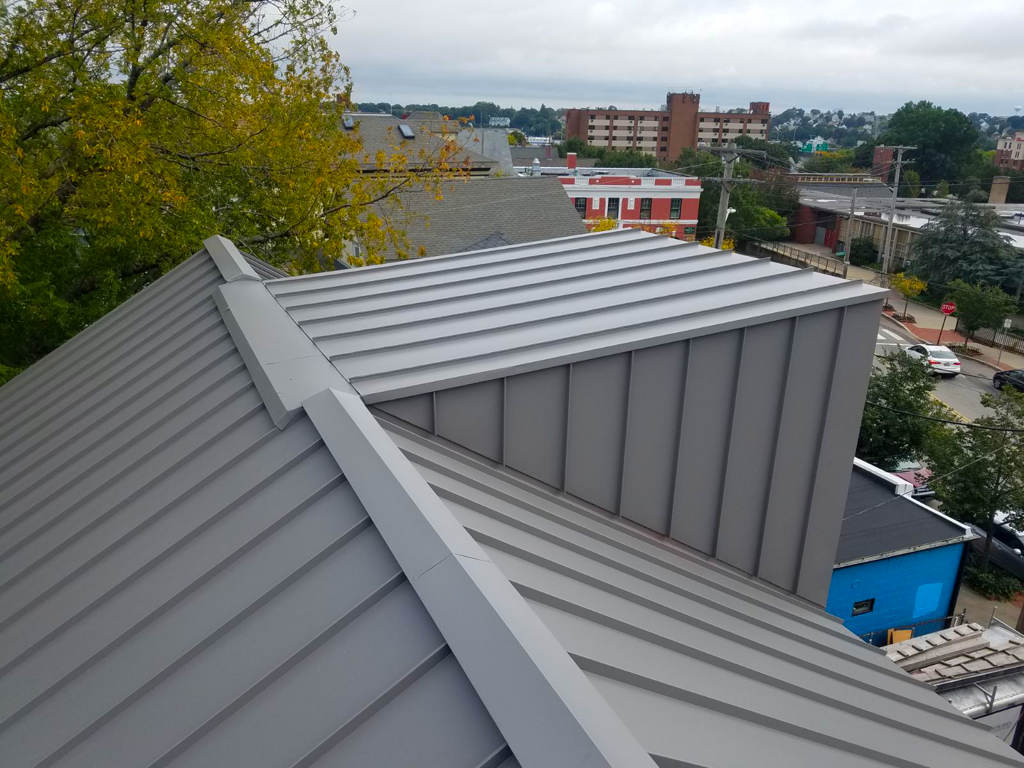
[{"xmin": 941, "ymin": 302, "xmax": 957, "ymax": 315}]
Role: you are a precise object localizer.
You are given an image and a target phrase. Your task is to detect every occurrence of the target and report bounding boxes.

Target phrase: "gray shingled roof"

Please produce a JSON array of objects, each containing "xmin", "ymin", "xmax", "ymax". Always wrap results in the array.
[
  {"xmin": 344, "ymin": 113, "xmax": 497, "ymax": 174},
  {"xmin": 837, "ymin": 462, "xmax": 972, "ymax": 566},
  {"xmin": 1, "ymin": 233, "xmax": 1022, "ymax": 767},
  {"xmin": 371, "ymin": 176, "xmax": 586, "ymax": 260}
]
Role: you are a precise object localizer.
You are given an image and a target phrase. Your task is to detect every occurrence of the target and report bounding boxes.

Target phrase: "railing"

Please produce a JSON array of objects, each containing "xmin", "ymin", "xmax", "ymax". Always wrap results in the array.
[{"xmin": 745, "ymin": 240, "xmax": 848, "ymax": 278}]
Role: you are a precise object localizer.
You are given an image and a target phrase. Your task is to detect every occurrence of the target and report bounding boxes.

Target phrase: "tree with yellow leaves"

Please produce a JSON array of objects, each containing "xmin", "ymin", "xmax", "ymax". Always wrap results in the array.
[{"xmin": 0, "ymin": 0, "xmax": 463, "ymax": 381}]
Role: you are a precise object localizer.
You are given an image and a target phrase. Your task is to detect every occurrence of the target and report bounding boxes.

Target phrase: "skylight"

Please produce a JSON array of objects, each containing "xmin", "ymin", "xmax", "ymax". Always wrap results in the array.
[{"xmin": 398, "ymin": 123, "xmax": 415, "ymax": 139}]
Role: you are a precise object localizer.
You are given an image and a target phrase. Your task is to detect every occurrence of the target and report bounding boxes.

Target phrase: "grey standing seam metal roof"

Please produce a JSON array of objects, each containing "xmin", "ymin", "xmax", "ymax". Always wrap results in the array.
[
  {"xmin": 0, "ymin": 250, "xmax": 514, "ymax": 767},
  {"xmin": 1, "ymin": 231, "xmax": 1022, "ymax": 767},
  {"xmin": 371, "ymin": 176, "xmax": 586, "ymax": 260},
  {"xmin": 266, "ymin": 228, "xmax": 886, "ymax": 403},
  {"xmin": 837, "ymin": 464, "xmax": 972, "ymax": 566},
  {"xmin": 381, "ymin": 415, "xmax": 1024, "ymax": 767}
]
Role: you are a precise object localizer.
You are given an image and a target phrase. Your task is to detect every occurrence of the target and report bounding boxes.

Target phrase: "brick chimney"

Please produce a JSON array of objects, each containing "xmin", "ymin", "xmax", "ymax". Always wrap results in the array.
[
  {"xmin": 990, "ymin": 176, "xmax": 1011, "ymax": 205},
  {"xmin": 567, "ymin": 152, "xmax": 577, "ymax": 170}
]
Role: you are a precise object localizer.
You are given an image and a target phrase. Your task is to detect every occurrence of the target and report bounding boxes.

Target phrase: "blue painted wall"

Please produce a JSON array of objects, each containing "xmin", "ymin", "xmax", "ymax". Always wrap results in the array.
[{"xmin": 826, "ymin": 543, "xmax": 965, "ymax": 645}]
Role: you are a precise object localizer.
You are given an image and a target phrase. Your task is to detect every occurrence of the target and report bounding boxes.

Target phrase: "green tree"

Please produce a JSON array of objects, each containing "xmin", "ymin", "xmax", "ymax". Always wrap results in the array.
[
  {"xmin": 849, "ymin": 236, "xmax": 878, "ymax": 267},
  {"xmin": 910, "ymin": 200, "xmax": 1018, "ymax": 287},
  {"xmin": 801, "ymin": 150, "xmax": 854, "ymax": 173},
  {"xmin": 899, "ymin": 168, "xmax": 921, "ymax": 198},
  {"xmin": 889, "ymin": 272, "xmax": 927, "ymax": 318},
  {"xmin": 881, "ymin": 101, "xmax": 978, "ymax": 185},
  {"xmin": 734, "ymin": 135, "xmax": 796, "ymax": 170},
  {"xmin": 857, "ymin": 352, "xmax": 948, "ymax": 470},
  {"xmin": 935, "ymin": 180, "xmax": 950, "ymax": 198},
  {"xmin": 852, "ymin": 141, "xmax": 878, "ymax": 170},
  {"xmin": 946, "ymin": 280, "xmax": 1017, "ymax": 342},
  {"xmin": 508, "ymin": 130, "xmax": 527, "ymax": 146},
  {"xmin": 928, "ymin": 391, "xmax": 1024, "ymax": 571},
  {"xmin": 0, "ymin": 0, "xmax": 461, "ymax": 382}
]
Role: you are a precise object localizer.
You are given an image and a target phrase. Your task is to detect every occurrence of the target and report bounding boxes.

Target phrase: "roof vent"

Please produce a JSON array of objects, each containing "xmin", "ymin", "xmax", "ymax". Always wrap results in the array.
[
  {"xmin": 398, "ymin": 123, "xmax": 415, "ymax": 139},
  {"xmin": 342, "ymin": 115, "xmax": 355, "ymax": 130}
]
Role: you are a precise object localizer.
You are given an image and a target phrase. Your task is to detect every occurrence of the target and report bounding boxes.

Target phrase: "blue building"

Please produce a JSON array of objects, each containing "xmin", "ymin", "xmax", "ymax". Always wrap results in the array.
[{"xmin": 827, "ymin": 460, "xmax": 974, "ymax": 645}]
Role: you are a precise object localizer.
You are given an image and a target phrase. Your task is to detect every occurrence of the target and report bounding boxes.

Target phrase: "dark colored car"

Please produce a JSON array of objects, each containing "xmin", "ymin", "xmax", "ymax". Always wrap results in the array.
[
  {"xmin": 968, "ymin": 522, "xmax": 1024, "ymax": 581},
  {"xmin": 993, "ymin": 369, "xmax": 1024, "ymax": 393}
]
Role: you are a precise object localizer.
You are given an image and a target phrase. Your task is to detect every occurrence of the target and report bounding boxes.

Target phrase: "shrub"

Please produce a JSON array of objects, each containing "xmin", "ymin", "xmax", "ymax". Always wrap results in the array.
[{"xmin": 963, "ymin": 561, "xmax": 1024, "ymax": 601}]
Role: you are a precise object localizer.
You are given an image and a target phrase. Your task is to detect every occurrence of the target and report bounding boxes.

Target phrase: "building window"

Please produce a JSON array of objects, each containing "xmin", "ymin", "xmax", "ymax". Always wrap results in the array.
[
  {"xmin": 639, "ymin": 198, "xmax": 652, "ymax": 220},
  {"xmin": 852, "ymin": 598, "xmax": 875, "ymax": 616},
  {"xmin": 574, "ymin": 197, "xmax": 587, "ymax": 217},
  {"xmin": 607, "ymin": 198, "xmax": 619, "ymax": 219},
  {"xmin": 670, "ymin": 198, "xmax": 682, "ymax": 218}
]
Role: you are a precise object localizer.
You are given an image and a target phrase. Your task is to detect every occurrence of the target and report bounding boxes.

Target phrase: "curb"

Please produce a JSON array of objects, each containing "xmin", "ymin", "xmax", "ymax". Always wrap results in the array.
[{"xmin": 880, "ymin": 313, "xmax": 1012, "ymax": 374}]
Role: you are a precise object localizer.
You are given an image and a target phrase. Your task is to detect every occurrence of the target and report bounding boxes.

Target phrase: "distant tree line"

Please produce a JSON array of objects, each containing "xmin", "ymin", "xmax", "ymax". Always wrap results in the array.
[{"xmin": 356, "ymin": 101, "xmax": 562, "ymax": 137}]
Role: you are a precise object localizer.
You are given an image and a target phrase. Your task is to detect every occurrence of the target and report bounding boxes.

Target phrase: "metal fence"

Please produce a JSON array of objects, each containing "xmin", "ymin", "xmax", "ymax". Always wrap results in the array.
[{"xmin": 744, "ymin": 240, "xmax": 848, "ymax": 278}]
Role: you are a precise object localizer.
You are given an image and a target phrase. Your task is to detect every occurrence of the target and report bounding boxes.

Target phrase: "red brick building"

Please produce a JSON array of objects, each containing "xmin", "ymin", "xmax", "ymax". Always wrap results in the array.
[
  {"xmin": 564, "ymin": 92, "xmax": 771, "ymax": 161},
  {"xmin": 995, "ymin": 131, "xmax": 1024, "ymax": 171},
  {"xmin": 525, "ymin": 153, "xmax": 702, "ymax": 240}
]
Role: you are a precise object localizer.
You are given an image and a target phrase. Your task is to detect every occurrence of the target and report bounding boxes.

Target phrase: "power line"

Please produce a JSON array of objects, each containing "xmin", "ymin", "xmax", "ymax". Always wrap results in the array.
[
  {"xmin": 844, "ymin": 444, "xmax": 1008, "ymax": 521},
  {"xmin": 864, "ymin": 400, "xmax": 1024, "ymax": 432}
]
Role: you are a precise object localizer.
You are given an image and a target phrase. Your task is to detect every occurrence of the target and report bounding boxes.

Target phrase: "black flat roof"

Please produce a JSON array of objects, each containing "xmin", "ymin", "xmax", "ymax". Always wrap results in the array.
[{"xmin": 837, "ymin": 466, "xmax": 968, "ymax": 565}]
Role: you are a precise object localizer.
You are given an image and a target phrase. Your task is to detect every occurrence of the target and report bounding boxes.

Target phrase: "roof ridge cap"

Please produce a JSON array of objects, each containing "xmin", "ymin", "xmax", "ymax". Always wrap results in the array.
[{"xmin": 303, "ymin": 387, "xmax": 658, "ymax": 768}]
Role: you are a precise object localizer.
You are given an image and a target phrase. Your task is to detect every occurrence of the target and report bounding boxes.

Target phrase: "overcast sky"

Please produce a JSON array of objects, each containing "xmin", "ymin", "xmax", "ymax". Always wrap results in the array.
[{"xmin": 335, "ymin": 0, "xmax": 1024, "ymax": 116}]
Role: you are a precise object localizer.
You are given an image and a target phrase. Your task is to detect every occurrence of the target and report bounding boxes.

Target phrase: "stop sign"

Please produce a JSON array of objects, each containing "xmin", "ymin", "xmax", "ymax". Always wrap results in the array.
[{"xmin": 941, "ymin": 302, "xmax": 956, "ymax": 315}]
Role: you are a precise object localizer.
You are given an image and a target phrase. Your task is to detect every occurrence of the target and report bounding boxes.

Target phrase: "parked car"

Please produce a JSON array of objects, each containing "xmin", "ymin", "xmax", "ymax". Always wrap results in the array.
[
  {"xmin": 968, "ymin": 520, "xmax": 1024, "ymax": 581},
  {"xmin": 904, "ymin": 344, "xmax": 961, "ymax": 377},
  {"xmin": 891, "ymin": 458, "xmax": 935, "ymax": 498},
  {"xmin": 993, "ymin": 369, "xmax": 1024, "ymax": 393}
]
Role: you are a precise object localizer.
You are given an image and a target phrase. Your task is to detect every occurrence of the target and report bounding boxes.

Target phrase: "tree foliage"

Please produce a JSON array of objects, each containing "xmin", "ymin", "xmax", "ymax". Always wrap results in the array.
[
  {"xmin": 899, "ymin": 168, "xmax": 921, "ymax": 198},
  {"xmin": 881, "ymin": 101, "xmax": 978, "ymax": 185},
  {"xmin": 909, "ymin": 200, "xmax": 1019, "ymax": 288},
  {"xmin": 946, "ymin": 280, "xmax": 1017, "ymax": 340},
  {"xmin": 0, "ymin": 0, "xmax": 460, "ymax": 381},
  {"xmin": 889, "ymin": 272, "xmax": 927, "ymax": 317},
  {"xmin": 857, "ymin": 352, "xmax": 945, "ymax": 470},
  {"xmin": 928, "ymin": 391, "xmax": 1024, "ymax": 571},
  {"xmin": 800, "ymin": 150, "xmax": 854, "ymax": 174},
  {"xmin": 849, "ymin": 236, "xmax": 878, "ymax": 267},
  {"xmin": 556, "ymin": 137, "xmax": 657, "ymax": 168}
]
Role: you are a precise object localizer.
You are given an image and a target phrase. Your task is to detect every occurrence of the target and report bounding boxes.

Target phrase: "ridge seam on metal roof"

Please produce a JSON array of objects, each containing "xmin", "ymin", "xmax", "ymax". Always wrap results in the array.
[
  {"xmin": 266, "ymin": 228, "xmax": 648, "ymax": 288},
  {"xmin": 289, "ymin": 243, "xmax": 733, "ymax": 318},
  {"xmin": 212, "ymin": 277, "xmax": 357, "ymax": 428},
  {"xmin": 304, "ymin": 257, "xmax": 780, "ymax": 347},
  {"xmin": 302, "ymin": 387, "xmax": 658, "ymax": 768},
  {"xmin": 204, "ymin": 235, "xmax": 261, "ymax": 283}
]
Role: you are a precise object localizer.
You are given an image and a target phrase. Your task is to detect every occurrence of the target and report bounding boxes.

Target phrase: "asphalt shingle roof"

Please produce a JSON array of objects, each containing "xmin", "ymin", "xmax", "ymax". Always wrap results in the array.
[{"xmin": 372, "ymin": 176, "xmax": 586, "ymax": 260}]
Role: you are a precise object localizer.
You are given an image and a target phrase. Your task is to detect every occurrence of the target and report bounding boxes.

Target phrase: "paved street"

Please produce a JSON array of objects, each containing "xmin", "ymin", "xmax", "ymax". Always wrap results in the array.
[{"xmin": 875, "ymin": 316, "xmax": 998, "ymax": 422}]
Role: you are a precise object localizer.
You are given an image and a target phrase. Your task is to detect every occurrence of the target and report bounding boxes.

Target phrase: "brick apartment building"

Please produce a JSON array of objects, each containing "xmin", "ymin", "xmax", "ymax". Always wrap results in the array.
[
  {"xmin": 996, "ymin": 131, "xmax": 1024, "ymax": 171},
  {"xmin": 520, "ymin": 153, "xmax": 703, "ymax": 240},
  {"xmin": 564, "ymin": 92, "xmax": 771, "ymax": 161}
]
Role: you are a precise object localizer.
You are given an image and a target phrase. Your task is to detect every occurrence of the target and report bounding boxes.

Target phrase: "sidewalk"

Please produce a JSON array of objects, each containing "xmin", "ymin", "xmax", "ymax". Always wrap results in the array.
[{"xmin": 847, "ymin": 264, "xmax": 1024, "ymax": 372}]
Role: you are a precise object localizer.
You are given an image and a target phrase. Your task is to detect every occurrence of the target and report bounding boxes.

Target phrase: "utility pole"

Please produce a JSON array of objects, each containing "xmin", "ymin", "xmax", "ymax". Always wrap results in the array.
[
  {"xmin": 879, "ymin": 145, "xmax": 915, "ymax": 276},
  {"xmin": 844, "ymin": 187, "xmax": 858, "ymax": 265},
  {"xmin": 708, "ymin": 142, "xmax": 766, "ymax": 249}
]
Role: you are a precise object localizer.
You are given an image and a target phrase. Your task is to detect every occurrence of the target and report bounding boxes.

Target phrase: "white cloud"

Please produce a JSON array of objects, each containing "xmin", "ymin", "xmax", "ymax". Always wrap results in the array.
[{"xmin": 336, "ymin": 0, "xmax": 1024, "ymax": 114}]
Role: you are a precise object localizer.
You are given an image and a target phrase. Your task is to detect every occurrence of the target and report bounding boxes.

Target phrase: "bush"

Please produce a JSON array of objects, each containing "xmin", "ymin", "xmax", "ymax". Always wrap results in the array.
[
  {"xmin": 849, "ymin": 236, "xmax": 878, "ymax": 267},
  {"xmin": 964, "ymin": 560, "xmax": 1024, "ymax": 601}
]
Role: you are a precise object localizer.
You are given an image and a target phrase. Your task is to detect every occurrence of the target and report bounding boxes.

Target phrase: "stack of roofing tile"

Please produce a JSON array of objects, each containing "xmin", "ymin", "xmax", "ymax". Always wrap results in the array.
[{"xmin": 884, "ymin": 623, "xmax": 1024, "ymax": 683}]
